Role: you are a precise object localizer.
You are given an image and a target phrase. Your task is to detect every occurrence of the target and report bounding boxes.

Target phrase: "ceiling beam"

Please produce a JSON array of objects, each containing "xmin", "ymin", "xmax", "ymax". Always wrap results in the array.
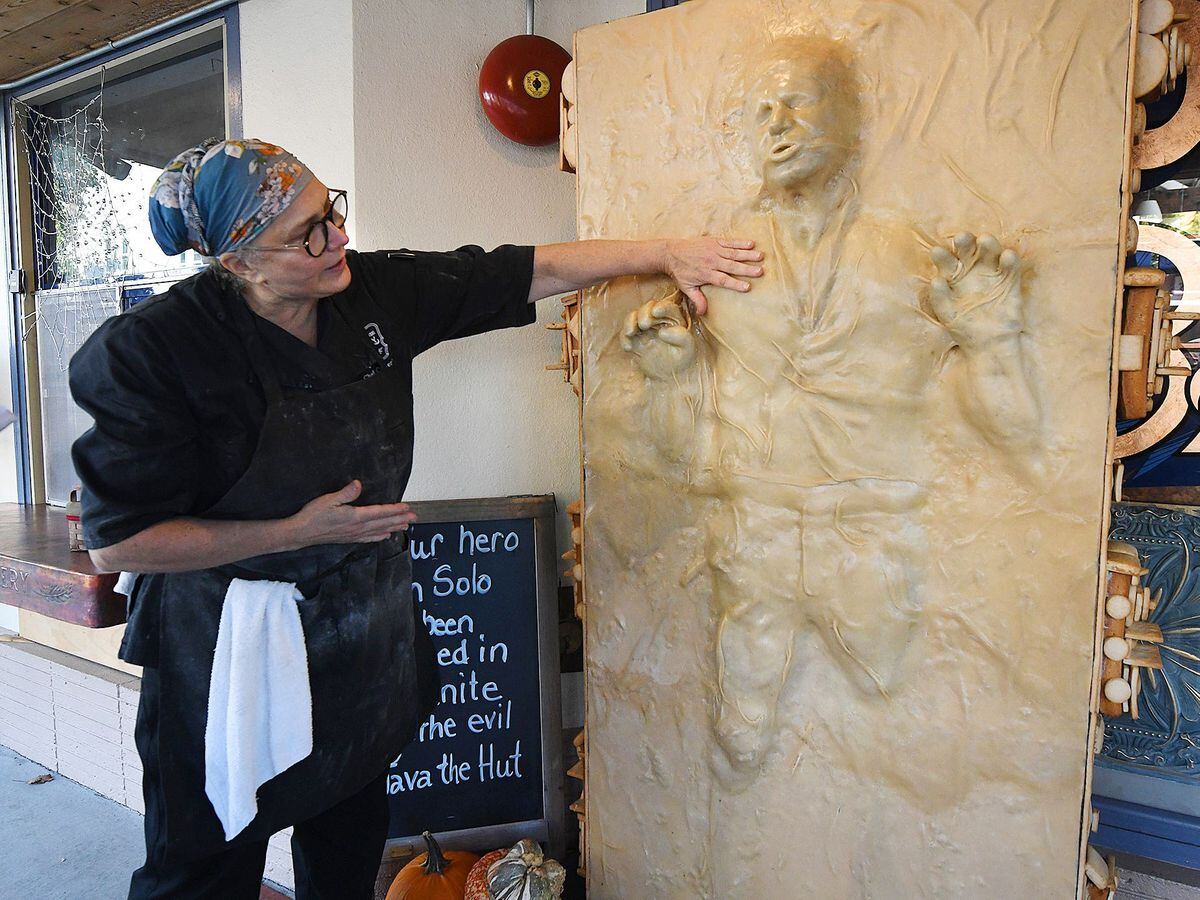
[{"xmin": 0, "ymin": 0, "xmax": 216, "ymax": 85}]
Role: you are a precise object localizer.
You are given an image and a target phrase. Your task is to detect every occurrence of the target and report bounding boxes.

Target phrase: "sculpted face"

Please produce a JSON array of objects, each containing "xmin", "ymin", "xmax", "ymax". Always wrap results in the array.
[{"xmin": 745, "ymin": 47, "xmax": 859, "ymax": 196}]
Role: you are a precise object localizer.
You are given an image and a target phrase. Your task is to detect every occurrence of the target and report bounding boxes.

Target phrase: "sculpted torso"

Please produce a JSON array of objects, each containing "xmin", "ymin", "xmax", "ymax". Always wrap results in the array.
[{"xmin": 700, "ymin": 214, "xmax": 938, "ymax": 494}]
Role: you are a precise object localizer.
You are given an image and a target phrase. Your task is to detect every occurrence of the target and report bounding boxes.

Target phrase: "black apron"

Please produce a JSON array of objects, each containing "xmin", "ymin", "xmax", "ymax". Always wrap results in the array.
[{"xmin": 141, "ymin": 299, "xmax": 434, "ymax": 863}]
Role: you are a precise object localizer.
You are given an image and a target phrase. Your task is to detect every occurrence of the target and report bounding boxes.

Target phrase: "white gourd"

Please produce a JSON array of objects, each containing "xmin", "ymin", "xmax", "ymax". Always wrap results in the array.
[{"xmin": 486, "ymin": 840, "xmax": 567, "ymax": 900}]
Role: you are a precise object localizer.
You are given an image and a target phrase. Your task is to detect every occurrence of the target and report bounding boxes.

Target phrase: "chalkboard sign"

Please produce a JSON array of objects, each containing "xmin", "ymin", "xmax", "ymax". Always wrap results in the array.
[{"xmin": 385, "ymin": 496, "xmax": 564, "ymax": 859}]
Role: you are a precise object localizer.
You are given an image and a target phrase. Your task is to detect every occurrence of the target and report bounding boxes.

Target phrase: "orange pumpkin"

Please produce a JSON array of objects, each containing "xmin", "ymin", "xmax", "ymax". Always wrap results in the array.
[
  {"xmin": 465, "ymin": 850, "xmax": 506, "ymax": 900},
  {"xmin": 385, "ymin": 831, "xmax": 480, "ymax": 900}
]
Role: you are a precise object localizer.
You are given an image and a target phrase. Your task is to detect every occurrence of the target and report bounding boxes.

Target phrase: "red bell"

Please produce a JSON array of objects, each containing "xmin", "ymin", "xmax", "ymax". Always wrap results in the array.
[{"xmin": 479, "ymin": 34, "xmax": 571, "ymax": 147}]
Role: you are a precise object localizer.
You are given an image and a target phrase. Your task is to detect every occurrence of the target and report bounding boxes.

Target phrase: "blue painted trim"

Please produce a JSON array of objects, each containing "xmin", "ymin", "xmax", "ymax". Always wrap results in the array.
[
  {"xmin": 1, "ymin": 98, "xmax": 32, "ymax": 504},
  {"xmin": 1093, "ymin": 758, "xmax": 1200, "ymax": 820},
  {"xmin": 1093, "ymin": 795, "xmax": 1200, "ymax": 870},
  {"xmin": 224, "ymin": 4, "xmax": 243, "ymax": 140},
  {"xmin": 646, "ymin": 0, "xmax": 685, "ymax": 10}
]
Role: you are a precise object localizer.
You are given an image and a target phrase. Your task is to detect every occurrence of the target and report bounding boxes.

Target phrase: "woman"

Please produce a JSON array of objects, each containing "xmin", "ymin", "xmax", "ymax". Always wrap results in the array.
[{"xmin": 69, "ymin": 138, "xmax": 763, "ymax": 899}]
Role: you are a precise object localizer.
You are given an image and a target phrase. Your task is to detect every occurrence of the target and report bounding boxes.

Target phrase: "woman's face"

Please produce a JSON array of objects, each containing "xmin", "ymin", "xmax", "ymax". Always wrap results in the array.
[{"xmin": 226, "ymin": 178, "xmax": 352, "ymax": 301}]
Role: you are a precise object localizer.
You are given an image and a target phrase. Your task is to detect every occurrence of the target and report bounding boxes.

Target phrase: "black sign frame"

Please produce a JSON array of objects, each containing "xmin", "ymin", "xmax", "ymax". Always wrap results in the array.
[{"xmin": 383, "ymin": 494, "xmax": 564, "ymax": 861}]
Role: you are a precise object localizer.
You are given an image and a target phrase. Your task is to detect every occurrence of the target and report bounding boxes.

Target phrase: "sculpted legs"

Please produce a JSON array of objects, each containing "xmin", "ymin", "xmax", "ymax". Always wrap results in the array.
[{"xmin": 706, "ymin": 499, "xmax": 800, "ymax": 780}]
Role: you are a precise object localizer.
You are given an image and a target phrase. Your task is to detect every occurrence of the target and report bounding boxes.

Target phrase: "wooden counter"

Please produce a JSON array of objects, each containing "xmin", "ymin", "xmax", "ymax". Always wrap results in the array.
[{"xmin": 0, "ymin": 503, "xmax": 124, "ymax": 628}]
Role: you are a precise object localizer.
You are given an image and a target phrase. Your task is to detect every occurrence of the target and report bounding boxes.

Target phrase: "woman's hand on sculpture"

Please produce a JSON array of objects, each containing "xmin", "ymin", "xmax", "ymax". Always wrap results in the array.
[
  {"xmin": 662, "ymin": 237, "xmax": 764, "ymax": 315},
  {"xmin": 928, "ymin": 233, "xmax": 1025, "ymax": 351},
  {"xmin": 285, "ymin": 480, "xmax": 418, "ymax": 548},
  {"xmin": 621, "ymin": 297, "xmax": 699, "ymax": 379}
]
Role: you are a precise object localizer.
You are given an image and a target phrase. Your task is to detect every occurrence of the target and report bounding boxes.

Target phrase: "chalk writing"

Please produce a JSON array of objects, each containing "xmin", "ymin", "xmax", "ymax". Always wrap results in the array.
[{"xmin": 387, "ymin": 518, "xmax": 544, "ymax": 837}]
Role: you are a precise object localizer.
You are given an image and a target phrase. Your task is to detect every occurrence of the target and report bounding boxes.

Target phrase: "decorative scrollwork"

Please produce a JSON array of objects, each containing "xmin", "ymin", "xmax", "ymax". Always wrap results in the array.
[
  {"xmin": 1104, "ymin": 503, "xmax": 1200, "ymax": 770},
  {"xmin": 1102, "ymin": 721, "xmax": 1200, "ymax": 772}
]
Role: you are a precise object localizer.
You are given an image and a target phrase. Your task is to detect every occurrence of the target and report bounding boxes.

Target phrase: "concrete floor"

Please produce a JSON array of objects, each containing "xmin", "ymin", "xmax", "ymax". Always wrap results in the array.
[
  {"xmin": 0, "ymin": 746, "xmax": 144, "ymax": 899},
  {"xmin": 1121, "ymin": 872, "xmax": 1200, "ymax": 899},
  {"xmin": 0, "ymin": 746, "xmax": 292, "ymax": 899},
  {"xmin": 3, "ymin": 742, "xmax": 1200, "ymax": 900}
]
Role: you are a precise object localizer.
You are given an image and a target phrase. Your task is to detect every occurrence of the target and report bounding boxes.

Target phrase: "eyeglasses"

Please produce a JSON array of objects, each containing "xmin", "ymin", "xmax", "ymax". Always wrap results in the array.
[{"xmin": 251, "ymin": 189, "xmax": 348, "ymax": 258}]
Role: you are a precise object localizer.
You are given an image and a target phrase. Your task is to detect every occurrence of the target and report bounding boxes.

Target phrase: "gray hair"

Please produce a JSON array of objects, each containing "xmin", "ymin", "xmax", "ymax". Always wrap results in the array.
[{"xmin": 208, "ymin": 258, "xmax": 247, "ymax": 296}]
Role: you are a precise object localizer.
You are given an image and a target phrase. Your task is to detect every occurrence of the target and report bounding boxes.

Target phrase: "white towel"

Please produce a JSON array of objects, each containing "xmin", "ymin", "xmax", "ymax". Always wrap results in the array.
[
  {"xmin": 204, "ymin": 578, "xmax": 313, "ymax": 841},
  {"xmin": 114, "ymin": 571, "xmax": 138, "ymax": 597}
]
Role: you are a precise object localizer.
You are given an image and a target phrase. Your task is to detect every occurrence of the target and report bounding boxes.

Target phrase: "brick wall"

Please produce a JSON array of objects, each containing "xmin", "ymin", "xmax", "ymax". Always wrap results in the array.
[{"xmin": 0, "ymin": 637, "xmax": 142, "ymax": 806}]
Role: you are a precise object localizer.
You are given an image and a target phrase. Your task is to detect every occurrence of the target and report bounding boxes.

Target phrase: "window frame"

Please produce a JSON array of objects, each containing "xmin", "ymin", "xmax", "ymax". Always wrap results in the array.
[{"xmin": 1, "ymin": 5, "xmax": 241, "ymax": 505}]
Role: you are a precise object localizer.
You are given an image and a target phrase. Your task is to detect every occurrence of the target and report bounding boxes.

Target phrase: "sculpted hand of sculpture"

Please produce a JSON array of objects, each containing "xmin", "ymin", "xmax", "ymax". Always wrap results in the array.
[
  {"xmin": 927, "ymin": 231, "xmax": 1041, "ymax": 452},
  {"xmin": 928, "ymin": 232, "xmax": 1026, "ymax": 351},
  {"xmin": 621, "ymin": 296, "xmax": 698, "ymax": 380}
]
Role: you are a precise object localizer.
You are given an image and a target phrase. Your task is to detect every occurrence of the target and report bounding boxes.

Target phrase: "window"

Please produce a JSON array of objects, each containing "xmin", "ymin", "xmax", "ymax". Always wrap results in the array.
[
  {"xmin": 22, "ymin": 40, "xmax": 225, "ymax": 290},
  {"xmin": 4, "ymin": 16, "xmax": 236, "ymax": 505}
]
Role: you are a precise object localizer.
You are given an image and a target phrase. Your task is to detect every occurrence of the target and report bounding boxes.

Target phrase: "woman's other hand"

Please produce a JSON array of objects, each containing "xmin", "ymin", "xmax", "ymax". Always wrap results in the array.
[
  {"xmin": 661, "ymin": 238, "xmax": 764, "ymax": 315},
  {"xmin": 286, "ymin": 480, "xmax": 418, "ymax": 548},
  {"xmin": 86, "ymin": 481, "xmax": 416, "ymax": 572}
]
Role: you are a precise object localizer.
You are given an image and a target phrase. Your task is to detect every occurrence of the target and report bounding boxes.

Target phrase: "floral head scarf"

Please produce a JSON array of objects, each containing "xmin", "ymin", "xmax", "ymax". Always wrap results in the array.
[{"xmin": 148, "ymin": 138, "xmax": 314, "ymax": 257}]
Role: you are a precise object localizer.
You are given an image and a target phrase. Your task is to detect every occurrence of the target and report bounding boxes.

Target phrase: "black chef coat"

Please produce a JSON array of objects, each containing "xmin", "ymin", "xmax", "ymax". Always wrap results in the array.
[{"xmin": 70, "ymin": 245, "xmax": 536, "ymax": 550}]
